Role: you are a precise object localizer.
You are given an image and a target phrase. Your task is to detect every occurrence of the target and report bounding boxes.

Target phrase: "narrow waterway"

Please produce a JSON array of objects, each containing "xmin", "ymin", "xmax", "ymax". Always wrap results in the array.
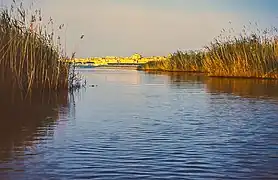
[{"xmin": 1, "ymin": 69, "xmax": 278, "ymax": 180}]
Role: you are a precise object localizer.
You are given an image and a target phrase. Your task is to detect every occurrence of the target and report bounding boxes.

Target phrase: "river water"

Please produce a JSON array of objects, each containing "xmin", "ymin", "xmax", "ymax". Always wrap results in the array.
[{"xmin": 1, "ymin": 69, "xmax": 278, "ymax": 180}]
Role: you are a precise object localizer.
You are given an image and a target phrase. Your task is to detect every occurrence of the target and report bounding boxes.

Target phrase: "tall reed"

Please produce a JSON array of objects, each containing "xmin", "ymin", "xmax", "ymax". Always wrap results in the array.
[
  {"xmin": 140, "ymin": 51, "xmax": 205, "ymax": 72},
  {"xmin": 204, "ymin": 32, "xmax": 278, "ymax": 78},
  {"xmin": 140, "ymin": 26, "xmax": 278, "ymax": 79},
  {"xmin": 0, "ymin": 1, "xmax": 70, "ymax": 96}
]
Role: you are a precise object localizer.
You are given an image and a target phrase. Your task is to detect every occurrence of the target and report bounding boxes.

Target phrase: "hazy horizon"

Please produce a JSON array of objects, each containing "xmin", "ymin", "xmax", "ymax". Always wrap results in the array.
[{"xmin": 2, "ymin": 0, "xmax": 278, "ymax": 58}]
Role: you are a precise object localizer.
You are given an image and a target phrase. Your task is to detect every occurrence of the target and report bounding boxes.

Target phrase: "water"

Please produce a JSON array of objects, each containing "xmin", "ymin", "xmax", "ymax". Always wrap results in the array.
[{"xmin": 1, "ymin": 69, "xmax": 278, "ymax": 180}]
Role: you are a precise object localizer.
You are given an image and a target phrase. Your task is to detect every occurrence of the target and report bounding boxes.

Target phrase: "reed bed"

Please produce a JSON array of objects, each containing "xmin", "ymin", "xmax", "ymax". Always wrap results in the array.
[
  {"xmin": 140, "ymin": 51, "xmax": 205, "ymax": 72},
  {"xmin": 204, "ymin": 32, "xmax": 278, "ymax": 78},
  {"xmin": 140, "ymin": 28, "xmax": 278, "ymax": 79},
  {"xmin": 0, "ymin": 2, "xmax": 70, "ymax": 96}
]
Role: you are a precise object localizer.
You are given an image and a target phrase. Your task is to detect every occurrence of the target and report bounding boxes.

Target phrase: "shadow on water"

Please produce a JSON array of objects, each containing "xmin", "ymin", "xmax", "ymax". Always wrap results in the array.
[
  {"xmin": 205, "ymin": 78, "xmax": 278, "ymax": 100},
  {"xmin": 145, "ymin": 71, "xmax": 206, "ymax": 83},
  {"xmin": 0, "ymin": 88, "xmax": 69, "ymax": 164},
  {"xmin": 145, "ymin": 71, "xmax": 278, "ymax": 100}
]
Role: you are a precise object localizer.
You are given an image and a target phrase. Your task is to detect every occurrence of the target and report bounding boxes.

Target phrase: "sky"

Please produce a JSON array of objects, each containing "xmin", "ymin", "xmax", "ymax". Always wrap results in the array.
[{"xmin": 2, "ymin": 0, "xmax": 278, "ymax": 57}]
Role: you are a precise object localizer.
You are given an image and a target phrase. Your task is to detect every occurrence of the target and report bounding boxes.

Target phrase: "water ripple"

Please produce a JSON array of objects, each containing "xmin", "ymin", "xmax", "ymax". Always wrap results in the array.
[{"xmin": 1, "ymin": 70, "xmax": 278, "ymax": 180}]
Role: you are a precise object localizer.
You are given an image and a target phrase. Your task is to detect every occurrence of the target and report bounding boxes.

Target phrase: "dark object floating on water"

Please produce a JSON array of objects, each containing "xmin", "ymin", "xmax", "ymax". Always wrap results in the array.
[{"xmin": 90, "ymin": 84, "xmax": 98, "ymax": 87}]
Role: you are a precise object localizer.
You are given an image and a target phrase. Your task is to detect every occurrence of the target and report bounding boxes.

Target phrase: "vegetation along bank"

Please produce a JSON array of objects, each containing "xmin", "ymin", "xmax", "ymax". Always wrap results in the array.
[
  {"xmin": 0, "ymin": 1, "xmax": 73, "ymax": 98},
  {"xmin": 140, "ymin": 28, "xmax": 278, "ymax": 79}
]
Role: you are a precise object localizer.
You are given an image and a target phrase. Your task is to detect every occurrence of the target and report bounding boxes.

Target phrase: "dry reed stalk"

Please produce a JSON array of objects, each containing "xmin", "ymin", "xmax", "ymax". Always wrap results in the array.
[{"xmin": 0, "ymin": 1, "xmax": 72, "ymax": 98}]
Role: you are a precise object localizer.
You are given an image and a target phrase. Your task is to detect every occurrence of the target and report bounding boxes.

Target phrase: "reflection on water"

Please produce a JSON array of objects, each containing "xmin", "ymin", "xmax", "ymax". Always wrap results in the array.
[
  {"xmin": 0, "ymin": 89, "xmax": 69, "ymax": 175},
  {"xmin": 145, "ymin": 71, "xmax": 206, "ymax": 84},
  {"xmin": 80, "ymin": 69, "xmax": 142, "ymax": 85},
  {"xmin": 153, "ymin": 71, "xmax": 278, "ymax": 100},
  {"xmin": 205, "ymin": 78, "xmax": 278, "ymax": 100},
  {"xmin": 104, "ymin": 70, "xmax": 141, "ymax": 85}
]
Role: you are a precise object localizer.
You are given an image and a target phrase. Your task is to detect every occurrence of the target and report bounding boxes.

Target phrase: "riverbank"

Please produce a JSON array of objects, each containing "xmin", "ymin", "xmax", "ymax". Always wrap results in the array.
[
  {"xmin": 139, "ymin": 30, "xmax": 278, "ymax": 79},
  {"xmin": 64, "ymin": 53, "xmax": 167, "ymax": 66}
]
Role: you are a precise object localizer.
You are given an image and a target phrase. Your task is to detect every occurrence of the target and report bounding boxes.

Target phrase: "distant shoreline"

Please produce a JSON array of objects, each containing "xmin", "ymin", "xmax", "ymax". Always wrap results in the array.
[
  {"xmin": 83, "ymin": 65, "xmax": 140, "ymax": 70},
  {"xmin": 77, "ymin": 65, "xmax": 278, "ymax": 80}
]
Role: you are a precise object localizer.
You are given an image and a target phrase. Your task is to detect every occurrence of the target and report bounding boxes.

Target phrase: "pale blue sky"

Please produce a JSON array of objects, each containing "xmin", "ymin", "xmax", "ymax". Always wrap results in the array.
[{"xmin": 2, "ymin": 0, "xmax": 278, "ymax": 57}]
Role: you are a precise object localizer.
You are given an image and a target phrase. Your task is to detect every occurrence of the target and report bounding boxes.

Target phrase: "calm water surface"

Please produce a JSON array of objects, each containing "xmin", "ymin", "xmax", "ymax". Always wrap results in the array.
[{"xmin": 1, "ymin": 69, "xmax": 278, "ymax": 180}]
